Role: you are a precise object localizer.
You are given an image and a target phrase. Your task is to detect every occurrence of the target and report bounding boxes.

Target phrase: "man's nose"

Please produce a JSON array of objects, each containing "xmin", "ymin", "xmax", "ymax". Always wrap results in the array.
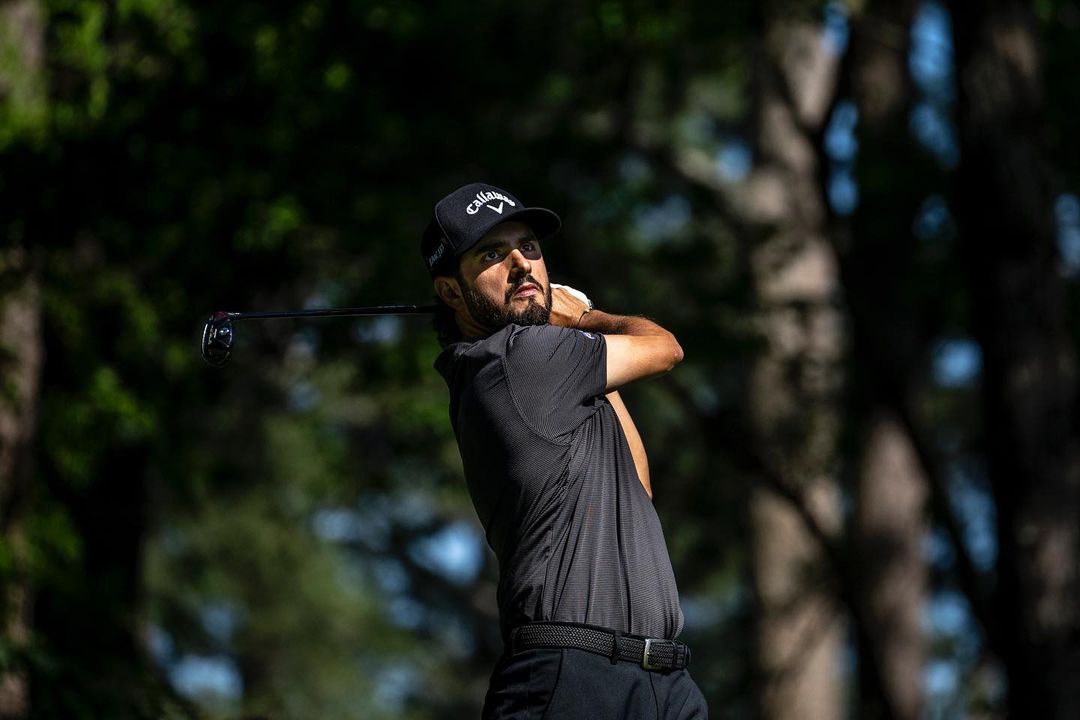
[{"xmin": 508, "ymin": 248, "xmax": 531, "ymax": 276}]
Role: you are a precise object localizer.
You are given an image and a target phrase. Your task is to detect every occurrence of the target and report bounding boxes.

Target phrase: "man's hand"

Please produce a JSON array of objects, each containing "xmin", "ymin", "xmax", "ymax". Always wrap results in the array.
[{"xmin": 549, "ymin": 284, "xmax": 592, "ymax": 328}]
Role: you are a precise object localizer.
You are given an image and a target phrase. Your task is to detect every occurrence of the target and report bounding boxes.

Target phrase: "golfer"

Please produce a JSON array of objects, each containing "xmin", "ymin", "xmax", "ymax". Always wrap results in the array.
[{"xmin": 422, "ymin": 182, "xmax": 707, "ymax": 719}]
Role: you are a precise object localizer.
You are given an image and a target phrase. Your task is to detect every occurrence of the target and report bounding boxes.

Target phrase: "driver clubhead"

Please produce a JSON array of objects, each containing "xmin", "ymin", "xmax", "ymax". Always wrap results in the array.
[{"xmin": 201, "ymin": 312, "xmax": 235, "ymax": 367}]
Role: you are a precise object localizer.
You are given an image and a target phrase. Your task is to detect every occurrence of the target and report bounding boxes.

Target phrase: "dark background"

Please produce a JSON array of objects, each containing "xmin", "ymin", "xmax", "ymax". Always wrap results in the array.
[{"xmin": 2, "ymin": 0, "xmax": 1079, "ymax": 718}]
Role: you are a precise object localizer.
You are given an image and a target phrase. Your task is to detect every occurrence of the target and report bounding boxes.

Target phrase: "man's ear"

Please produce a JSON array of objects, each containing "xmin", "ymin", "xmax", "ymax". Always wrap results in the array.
[{"xmin": 434, "ymin": 276, "xmax": 465, "ymax": 311}]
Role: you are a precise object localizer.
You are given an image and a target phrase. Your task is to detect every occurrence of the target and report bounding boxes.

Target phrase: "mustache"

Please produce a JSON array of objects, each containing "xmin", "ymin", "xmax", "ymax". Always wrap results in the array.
[{"xmin": 505, "ymin": 275, "xmax": 545, "ymax": 303}]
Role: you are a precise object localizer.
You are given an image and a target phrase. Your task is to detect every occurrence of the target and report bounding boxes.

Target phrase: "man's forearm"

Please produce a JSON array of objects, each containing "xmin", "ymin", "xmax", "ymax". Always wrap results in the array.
[
  {"xmin": 550, "ymin": 287, "xmax": 671, "ymax": 338},
  {"xmin": 548, "ymin": 285, "xmax": 684, "ymax": 387},
  {"xmin": 577, "ymin": 310, "xmax": 671, "ymax": 338}
]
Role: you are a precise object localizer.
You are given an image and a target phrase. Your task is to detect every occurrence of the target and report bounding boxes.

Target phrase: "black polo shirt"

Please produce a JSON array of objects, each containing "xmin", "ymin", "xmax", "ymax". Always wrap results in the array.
[{"xmin": 435, "ymin": 323, "xmax": 684, "ymax": 641}]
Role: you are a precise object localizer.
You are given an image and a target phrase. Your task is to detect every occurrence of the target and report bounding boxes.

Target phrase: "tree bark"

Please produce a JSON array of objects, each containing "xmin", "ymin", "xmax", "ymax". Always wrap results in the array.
[
  {"xmin": 0, "ymin": 247, "xmax": 43, "ymax": 720},
  {"xmin": 854, "ymin": 413, "xmax": 927, "ymax": 720},
  {"xmin": 744, "ymin": 15, "xmax": 846, "ymax": 720},
  {"xmin": 950, "ymin": 0, "xmax": 1080, "ymax": 716},
  {"xmin": 0, "ymin": 0, "xmax": 46, "ymax": 715},
  {"xmin": 838, "ymin": 5, "xmax": 929, "ymax": 718}
]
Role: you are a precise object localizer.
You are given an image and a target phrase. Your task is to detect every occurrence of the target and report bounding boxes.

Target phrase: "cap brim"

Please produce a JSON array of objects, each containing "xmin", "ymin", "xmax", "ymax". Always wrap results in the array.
[{"xmin": 504, "ymin": 207, "xmax": 561, "ymax": 240}]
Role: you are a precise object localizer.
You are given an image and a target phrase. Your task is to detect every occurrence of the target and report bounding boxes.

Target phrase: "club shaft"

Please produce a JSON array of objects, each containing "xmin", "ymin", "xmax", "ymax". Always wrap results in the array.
[{"xmin": 225, "ymin": 304, "xmax": 438, "ymax": 321}]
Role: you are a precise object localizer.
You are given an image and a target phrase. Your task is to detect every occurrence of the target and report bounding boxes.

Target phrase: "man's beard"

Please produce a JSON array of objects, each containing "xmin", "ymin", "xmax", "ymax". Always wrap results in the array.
[{"xmin": 460, "ymin": 274, "xmax": 551, "ymax": 331}]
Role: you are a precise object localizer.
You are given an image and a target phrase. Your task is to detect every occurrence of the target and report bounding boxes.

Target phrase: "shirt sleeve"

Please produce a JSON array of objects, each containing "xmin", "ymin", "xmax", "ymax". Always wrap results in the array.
[{"xmin": 502, "ymin": 324, "xmax": 608, "ymax": 440}]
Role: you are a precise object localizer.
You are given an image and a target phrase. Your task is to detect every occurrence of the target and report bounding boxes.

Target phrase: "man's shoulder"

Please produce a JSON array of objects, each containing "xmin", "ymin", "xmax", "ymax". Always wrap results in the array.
[
  {"xmin": 440, "ymin": 324, "xmax": 581, "ymax": 357},
  {"xmin": 436, "ymin": 324, "xmax": 604, "ymax": 379},
  {"xmin": 503, "ymin": 323, "xmax": 604, "ymax": 360},
  {"xmin": 505, "ymin": 323, "xmax": 601, "ymax": 347}
]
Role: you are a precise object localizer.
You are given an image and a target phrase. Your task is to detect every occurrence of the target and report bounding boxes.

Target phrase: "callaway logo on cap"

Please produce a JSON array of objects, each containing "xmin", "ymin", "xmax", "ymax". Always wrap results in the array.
[{"xmin": 421, "ymin": 182, "xmax": 561, "ymax": 277}]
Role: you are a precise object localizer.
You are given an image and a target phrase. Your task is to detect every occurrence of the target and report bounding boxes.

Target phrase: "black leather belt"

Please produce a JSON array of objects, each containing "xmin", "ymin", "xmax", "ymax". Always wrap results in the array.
[{"xmin": 509, "ymin": 622, "xmax": 691, "ymax": 672}]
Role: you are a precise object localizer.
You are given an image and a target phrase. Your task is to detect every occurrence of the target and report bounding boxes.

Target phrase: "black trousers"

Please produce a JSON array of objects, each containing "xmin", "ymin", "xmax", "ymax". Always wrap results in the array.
[{"xmin": 482, "ymin": 647, "xmax": 708, "ymax": 719}]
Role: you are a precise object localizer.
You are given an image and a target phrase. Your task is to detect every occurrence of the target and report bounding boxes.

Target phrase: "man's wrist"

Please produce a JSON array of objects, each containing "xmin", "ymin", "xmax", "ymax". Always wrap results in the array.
[
  {"xmin": 575, "ymin": 304, "xmax": 591, "ymax": 327},
  {"xmin": 576, "ymin": 309, "xmax": 623, "ymax": 334},
  {"xmin": 577, "ymin": 310, "xmax": 665, "ymax": 337}
]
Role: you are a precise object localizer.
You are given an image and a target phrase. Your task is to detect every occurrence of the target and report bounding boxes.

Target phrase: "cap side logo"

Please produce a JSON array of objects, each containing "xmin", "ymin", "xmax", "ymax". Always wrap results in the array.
[
  {"xmin": 427, "ymin": 239, "xmax": 447, "ymax": 268},
  {"xmin": 465, "ymin": 191, "xmax": 517, "ymax": 216}
]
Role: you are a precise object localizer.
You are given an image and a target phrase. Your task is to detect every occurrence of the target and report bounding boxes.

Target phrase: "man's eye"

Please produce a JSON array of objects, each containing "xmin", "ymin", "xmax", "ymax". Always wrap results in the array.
[{"xmin": 483, "ymin": 250, "xmax": 500, "ymax": 261}]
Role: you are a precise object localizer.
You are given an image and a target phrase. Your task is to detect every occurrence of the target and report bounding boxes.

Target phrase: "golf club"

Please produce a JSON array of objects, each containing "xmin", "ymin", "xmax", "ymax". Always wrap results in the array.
[{"xmin": 201, "ymin": 304, "xmax": 438, "ymax": 367}]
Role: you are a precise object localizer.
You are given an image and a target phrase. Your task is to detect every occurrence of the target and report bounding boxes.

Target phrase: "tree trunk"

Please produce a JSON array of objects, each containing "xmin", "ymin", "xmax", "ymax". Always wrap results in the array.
[
  {"xmin": 0, "ymin": 248, "xmax": 43, "ymax": 720},
  {"xmin": 839, "ymin": 5, "xmax": 928, "ymax": 718},
  {"xmin": 950, "ymin": 0, "xmax": 1080, "ymax": 716},
  {"xmin": 853, "ymin": 413, "xmax": 926, "ymax": 720},
  {"xmin": 745, "ymin": 15, "xmax": 846, "ymax": 720},
  {"xmin": 0, "ymin": 0, "xmax": 46, "ymax": 135},
  {"xmin": 0, "ymin": 0, "xmax": 46, "ymax": 715}
]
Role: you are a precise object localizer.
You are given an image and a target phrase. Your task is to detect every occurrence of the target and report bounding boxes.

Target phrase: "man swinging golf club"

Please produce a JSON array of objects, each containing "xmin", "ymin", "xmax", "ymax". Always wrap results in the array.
[{"xmin": 423, "ymin": 182, "xmax": 707, "ymax": 719}]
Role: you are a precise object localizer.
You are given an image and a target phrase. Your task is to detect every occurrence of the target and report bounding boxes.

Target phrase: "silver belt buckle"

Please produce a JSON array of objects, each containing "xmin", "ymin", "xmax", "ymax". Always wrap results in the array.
[{"xmin": 642, "ymin": 638, "xmax": 672, "ymax": 670}]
